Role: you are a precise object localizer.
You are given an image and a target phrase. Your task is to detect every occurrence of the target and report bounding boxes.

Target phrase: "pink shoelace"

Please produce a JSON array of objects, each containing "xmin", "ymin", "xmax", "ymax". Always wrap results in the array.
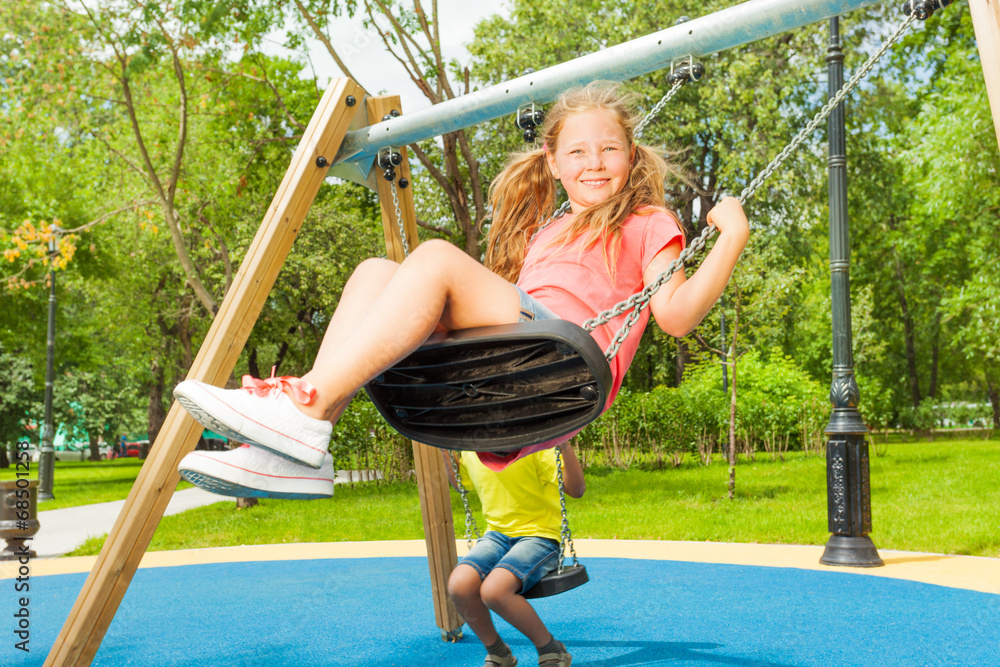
[{"xmin": 241, "ymin": 366, "xmax": 317, "ymax": 405}]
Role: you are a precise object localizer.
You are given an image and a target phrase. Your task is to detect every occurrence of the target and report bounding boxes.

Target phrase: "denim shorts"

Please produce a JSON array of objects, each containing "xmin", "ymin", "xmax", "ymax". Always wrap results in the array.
[
  {"xmin": 459, "ymin": 531, "xmax": 561, "ymax": 593},
  {"xmin": 515, "ymin": 286, "xmax": 560, "ymax": 323}
]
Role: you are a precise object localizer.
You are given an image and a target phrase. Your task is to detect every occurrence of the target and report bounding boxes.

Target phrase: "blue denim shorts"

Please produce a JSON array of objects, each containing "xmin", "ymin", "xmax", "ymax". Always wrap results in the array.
[
  {"xmin": 459, "ymin": 531, "xmax": 561, "ymax": 593},
  {"xmin": 515, "ymin": 286, "xmax": 560, "ymax": 323}
]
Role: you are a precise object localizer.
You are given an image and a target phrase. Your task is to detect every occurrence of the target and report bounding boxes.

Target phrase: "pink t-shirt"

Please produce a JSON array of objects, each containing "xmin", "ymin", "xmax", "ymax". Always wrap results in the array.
[{"xmin": 477, "ymin": 209, "xmax": 684, "ymax": 472}]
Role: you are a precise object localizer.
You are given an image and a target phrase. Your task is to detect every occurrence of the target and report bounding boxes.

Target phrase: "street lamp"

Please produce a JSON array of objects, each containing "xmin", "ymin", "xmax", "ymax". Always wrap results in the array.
[
  {"xmin": 820, "ymin": 19, "xmax": 881, "ymax": 567},
  {"xmin": 37, "ymin": 225, "xmax": 60, "ymax": 501}
]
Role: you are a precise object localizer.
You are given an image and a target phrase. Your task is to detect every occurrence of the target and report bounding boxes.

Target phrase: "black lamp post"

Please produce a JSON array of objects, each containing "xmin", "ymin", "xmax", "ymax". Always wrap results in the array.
[
  {"xmin": 37, "ymin": 225, "xmax": 59, "ymax": 501},
  {"xmin": 821, "ymin": 18, "xmax": 882, "ymax": 567}
]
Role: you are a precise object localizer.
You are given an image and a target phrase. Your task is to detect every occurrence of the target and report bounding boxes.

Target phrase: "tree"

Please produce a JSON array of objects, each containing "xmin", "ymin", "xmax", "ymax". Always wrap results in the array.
[
  {"xmin": 0, "ymin": 342, "xmax": 35, "ymax": 466},
  {"xmin": 900, "ymin": 30, "xmax": 1000, "ymax": 426},
  {"xmin": 262, "ymin": 0, "xmax": 492, "ymax": 255}
]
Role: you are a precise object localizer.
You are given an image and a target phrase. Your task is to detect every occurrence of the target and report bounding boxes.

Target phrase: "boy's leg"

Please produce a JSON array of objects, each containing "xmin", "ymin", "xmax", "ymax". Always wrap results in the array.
[
  {"xmin": 480, "ymin": 537, "xmax": 572, "ymax": 665},
  {"xmin": 479, "ymin": 568, "xmax": 553, "ymax": 647},
  {"xmin": 448, "ymin": 563, "xmax": 502, "ymax": 645}
]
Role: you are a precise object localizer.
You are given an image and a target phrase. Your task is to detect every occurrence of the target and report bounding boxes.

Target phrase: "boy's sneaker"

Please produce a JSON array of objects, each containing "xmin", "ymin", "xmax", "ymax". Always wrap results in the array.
[
  {"xmin": 178, "ymin": 445, "xmax": 335, "ymax": 499},
  {"xmin": 485, "ymin": 654, "xmax": 517, "ymax": 667},
  {"xmin": 538, "ymin": 650, "xmax": 571, "ymax": 667},
  {"xmin": 174, "ymin": 378, "xmax": 331, "ymax": 468}
]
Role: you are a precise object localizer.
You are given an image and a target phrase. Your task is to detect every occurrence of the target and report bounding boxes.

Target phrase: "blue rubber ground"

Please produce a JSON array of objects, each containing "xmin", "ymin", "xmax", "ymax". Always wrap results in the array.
[{"xmin": 6, "ymin": 557, "xmax": 998, "ymax": 666}]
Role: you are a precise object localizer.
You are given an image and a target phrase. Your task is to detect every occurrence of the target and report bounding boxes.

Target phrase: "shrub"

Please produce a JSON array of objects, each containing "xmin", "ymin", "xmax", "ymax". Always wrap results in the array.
[
  {"xmin": 333, "ymin": 394, "xmax": 414, "ymax": 483},
  {"xmin": 726, "ymin": 351, "xmax": 829, "ymax": 460},
  {"xmin": 896, "ymin": 399, "xmax": 938, "ymax": 434},
  {"xmin": 576, "ymin": 351, "xmax": 826, "ymax": 467},
  {"xmin": 857, "ymin": 374, "xmax": 897, "ymax": 439}
]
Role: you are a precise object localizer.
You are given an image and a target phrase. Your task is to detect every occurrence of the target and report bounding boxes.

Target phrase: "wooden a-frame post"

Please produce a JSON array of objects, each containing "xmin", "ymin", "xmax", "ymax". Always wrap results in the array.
[
  {"xmin": 969, "ymin": 0, "xmax": 1000, "ymax": 150},
  {"xmin": 44, "ymin": 77, "xmax": 366, "ymax": 667},
  {"xmin": 366, "ymin": 94, "xmax": 464, "ymax": 640}
]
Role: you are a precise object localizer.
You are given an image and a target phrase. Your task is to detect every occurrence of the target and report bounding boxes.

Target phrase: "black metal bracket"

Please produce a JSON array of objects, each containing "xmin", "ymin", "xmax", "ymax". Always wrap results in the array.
[
  {"xmin": 668, "ymin": 55, "xmax": 705, "ymax": 86},
  {"xmin": 515, "ymin": 102, "xmax": 546, "ymax": 143},
  {"xmin": 902, "ymin": 0, "xmax": 951, "ymax": 20},
  {"xmin": 377, "ymin": 146, "xmax": 403, "ymax": 182}
]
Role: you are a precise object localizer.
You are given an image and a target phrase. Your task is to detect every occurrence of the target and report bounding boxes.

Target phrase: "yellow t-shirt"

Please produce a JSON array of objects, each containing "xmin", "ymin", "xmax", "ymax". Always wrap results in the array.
[{"xmin": 459, "ymin": 449, "xmax": 561, "ymax": 542}]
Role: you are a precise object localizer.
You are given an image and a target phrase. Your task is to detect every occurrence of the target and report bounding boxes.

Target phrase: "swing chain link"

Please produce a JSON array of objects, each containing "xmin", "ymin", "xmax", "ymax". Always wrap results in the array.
[
  {"xmin": 587, "ymin": 225, "xmax": 715, "ymax": 360},
  {"xmin": 585, "ymin": 11, "xmax": 917, "ymax": 361},
  {"xmin": 635, "ymin": 78, "xmax": 685, "ymax": 139},
  {"xmin": 738, "ymin": 12, "xmax": 917, "ymax": 204},
  {"xmin": 387, "ymin": 161, "xmax": 410, "ymax": 260},
  {"xmin": 555, "ymin": 446, "xmax": 578, "ymax": 573},
  {"xmin": 451, "ymin": 452, "xmax": 480, "ymax": 551}
]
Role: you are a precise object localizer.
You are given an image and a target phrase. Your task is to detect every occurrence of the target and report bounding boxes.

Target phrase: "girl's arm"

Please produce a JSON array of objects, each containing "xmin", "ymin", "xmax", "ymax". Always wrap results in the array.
[
  {"xmin": 644, "ymin": 197, "xmax": 749, "ymax": 337},
  {"xmin": 557, "ymin": 442, "xmax": 586, "ymax": 498}
]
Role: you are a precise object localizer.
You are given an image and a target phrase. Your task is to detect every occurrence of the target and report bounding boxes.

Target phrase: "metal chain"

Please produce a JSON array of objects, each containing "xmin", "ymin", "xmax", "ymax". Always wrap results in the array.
[
  {"xmin": 738, "ymin": 13, "xmax": 916, "ymax": 204},
  {"xmin": 635, "ymin": 78, "xmax": 685, "ymax": 139},
  {"xmin": 585, "ymin": 12, "xmax": 917, "ymax": 361},
  {"xmin": 554, "ymin": 446, "xmax": 578, "ymax": 573},
  {"xmin": 389, "ymin": 175, "xmax": 410, "ymax": 259},
  {"xmin": 451, "ymin": 453, "xmax": 480, "ymax": 551},
  {"xmin": 526, "ymin": 200, "xmax": 572, "ymax": 248},
  {"xmin": 450, "ymin": 449, "xmax": 575, "ymax": 571}
]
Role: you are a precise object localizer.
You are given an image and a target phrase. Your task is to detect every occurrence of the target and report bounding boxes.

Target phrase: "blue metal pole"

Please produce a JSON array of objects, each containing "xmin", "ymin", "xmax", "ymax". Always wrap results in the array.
[{"xmin": 331, "ymin": 0, "xmax": 880, "ymax": 183}]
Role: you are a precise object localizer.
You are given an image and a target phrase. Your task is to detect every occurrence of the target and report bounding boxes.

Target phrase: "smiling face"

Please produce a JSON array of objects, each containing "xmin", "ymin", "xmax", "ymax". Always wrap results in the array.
[{"xmin": 546, "ymin": 108, "xmax": 635, "ymax": 213}]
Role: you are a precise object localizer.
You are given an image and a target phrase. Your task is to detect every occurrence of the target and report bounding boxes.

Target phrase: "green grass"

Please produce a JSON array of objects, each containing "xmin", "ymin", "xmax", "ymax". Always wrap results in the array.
[
  {"xmin": 0, "ymin": 458, "xmax": 192, "ymax": 510},
  {"xmin": 62, "ymin": 439, "xmax": 1000, "ymax": 558}
]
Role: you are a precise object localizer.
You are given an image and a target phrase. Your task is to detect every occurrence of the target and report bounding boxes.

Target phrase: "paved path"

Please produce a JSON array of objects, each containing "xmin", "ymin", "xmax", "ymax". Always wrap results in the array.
[{"xmin": 28, "ymin": 471, "xmax": 376, "ymax": 559}]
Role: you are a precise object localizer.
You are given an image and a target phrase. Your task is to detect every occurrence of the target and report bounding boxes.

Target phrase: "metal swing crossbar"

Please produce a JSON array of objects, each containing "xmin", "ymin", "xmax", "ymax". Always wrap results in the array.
[
  {"xmin": 366, "ymin": 7, "xmax": 923, "ymax": 454},
  {"xmin": 450, "ymin": 447, "xmax": 588, "ymax": 599}
]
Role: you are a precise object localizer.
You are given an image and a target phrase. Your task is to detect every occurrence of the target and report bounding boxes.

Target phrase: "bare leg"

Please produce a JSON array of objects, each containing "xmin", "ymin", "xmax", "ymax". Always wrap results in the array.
[
  {"xmin": 480, "ymin": 568, "xmax": 553, "ymax": 648},
  {"xmin": 299, "ymin": 240, "xmax": 521, "ymax": 421},
  {"xmin": 300, "ymin": 258, "xmax": 400, "ymax": 424},
  {"xmin": 449, "ymin": 564, "xmax": 502, "ymax": 647}
]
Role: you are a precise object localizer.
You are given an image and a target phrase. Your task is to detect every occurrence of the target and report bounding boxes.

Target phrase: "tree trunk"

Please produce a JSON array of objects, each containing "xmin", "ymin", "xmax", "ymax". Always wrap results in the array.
[
  {"xmin": 675, "ymin": 339, "xmax": 690, "ymax": 387},
  {"xmin": 147, "ymin": 360, "xmax": 167, "ymax": 446},
  {"xmin": 728, "ymin": 354, "xmax": 738, "ymax": 501},
  {"xmin": 928, "ymin": 311, "xmax": 941, "ymax": 400},
  {"xmin": 248, "ymin": 347, "xmax": 260, "ymax": 380},
  {"xmin": 88, "ymin": 432, "xmax": 102, "ymax": 462},
  {"xmin": 894, "ymin": 261, "xmax": 921, "ymax": 407},
  {"xmin": 987, "ymin": 376, "xmax": 1000, "ymax": 430}
]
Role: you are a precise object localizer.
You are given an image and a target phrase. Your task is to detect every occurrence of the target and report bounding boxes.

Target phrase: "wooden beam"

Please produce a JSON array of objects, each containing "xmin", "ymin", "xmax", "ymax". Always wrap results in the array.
[
  {"xmin": 44, "ymin": 77, "xmax": 366, "ymax": 667},
  {"xmin": 366, "ymin": 94, "xmax": 463, "ymax": 638},
  {"xmin": 970, "ymin": 0, "xmax": 1000, "ymax": 149}
]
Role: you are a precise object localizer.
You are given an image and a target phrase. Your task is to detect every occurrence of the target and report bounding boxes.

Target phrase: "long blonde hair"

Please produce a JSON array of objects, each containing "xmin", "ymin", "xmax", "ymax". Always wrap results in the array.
[{"xmin": 486, "ymin": 82, "xmax": 686, "ymax": 282}]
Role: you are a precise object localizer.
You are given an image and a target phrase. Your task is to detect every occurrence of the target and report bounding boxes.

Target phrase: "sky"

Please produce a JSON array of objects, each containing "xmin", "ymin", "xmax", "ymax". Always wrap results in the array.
[{"xmin": 264, "ymin": 1, "xmax": 510, "ymax": 114}]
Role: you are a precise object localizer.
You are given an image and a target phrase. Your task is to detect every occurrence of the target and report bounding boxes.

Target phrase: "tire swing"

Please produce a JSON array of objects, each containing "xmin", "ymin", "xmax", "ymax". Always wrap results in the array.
[
  {"xmin": 450, "ymin": 447, "xmax": 588, "ymax": 598},
  {"xmin": 367, "ymin": 2, "xmax": 937, "ymax": 454}
]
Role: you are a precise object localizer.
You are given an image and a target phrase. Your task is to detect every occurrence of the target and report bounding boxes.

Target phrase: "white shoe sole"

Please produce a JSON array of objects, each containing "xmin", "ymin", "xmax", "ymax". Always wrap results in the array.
[
  {"xmin": 179, "ymin": 452, "xmax": 333, "ymax": 499},
  {"xmin": 174, "ymin": 381, "xmax": 327, "ymax": 468}
]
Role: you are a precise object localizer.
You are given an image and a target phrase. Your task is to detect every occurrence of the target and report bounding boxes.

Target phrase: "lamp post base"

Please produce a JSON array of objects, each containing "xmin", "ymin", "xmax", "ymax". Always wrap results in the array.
[{"xmin": 820, "ymin": 534, "xmax": 883, "ymax": 567}]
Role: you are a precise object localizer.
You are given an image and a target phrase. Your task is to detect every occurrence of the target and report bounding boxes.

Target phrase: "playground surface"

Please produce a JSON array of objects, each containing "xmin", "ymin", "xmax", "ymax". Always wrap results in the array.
[{"xmin": 3, "ymin": 539, "xmax": 998, "ymax": 666}]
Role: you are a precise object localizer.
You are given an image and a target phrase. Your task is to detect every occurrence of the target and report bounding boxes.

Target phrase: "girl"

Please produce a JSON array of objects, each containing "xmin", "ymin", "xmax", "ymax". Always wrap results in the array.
[{"xmin": 174, "ymin": 82, "xmax": 749, "ymax": 499}]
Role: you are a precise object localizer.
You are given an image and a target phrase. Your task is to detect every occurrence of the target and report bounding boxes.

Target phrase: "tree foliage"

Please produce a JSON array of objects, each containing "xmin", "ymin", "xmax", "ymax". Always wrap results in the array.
[{"xmin": 1, "ymin": 0, "xmax": 995, "ymax": 448}]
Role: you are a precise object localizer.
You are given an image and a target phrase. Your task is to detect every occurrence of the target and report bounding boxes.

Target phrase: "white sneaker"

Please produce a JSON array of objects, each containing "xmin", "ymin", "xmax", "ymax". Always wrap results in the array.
[
  {"xmin": 174, "ymin": 379, "xmax": 331, "ymax": 468},
  {"xmin": 178, "ymin": 445, "xmax": 335, "ymax": 499}
]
